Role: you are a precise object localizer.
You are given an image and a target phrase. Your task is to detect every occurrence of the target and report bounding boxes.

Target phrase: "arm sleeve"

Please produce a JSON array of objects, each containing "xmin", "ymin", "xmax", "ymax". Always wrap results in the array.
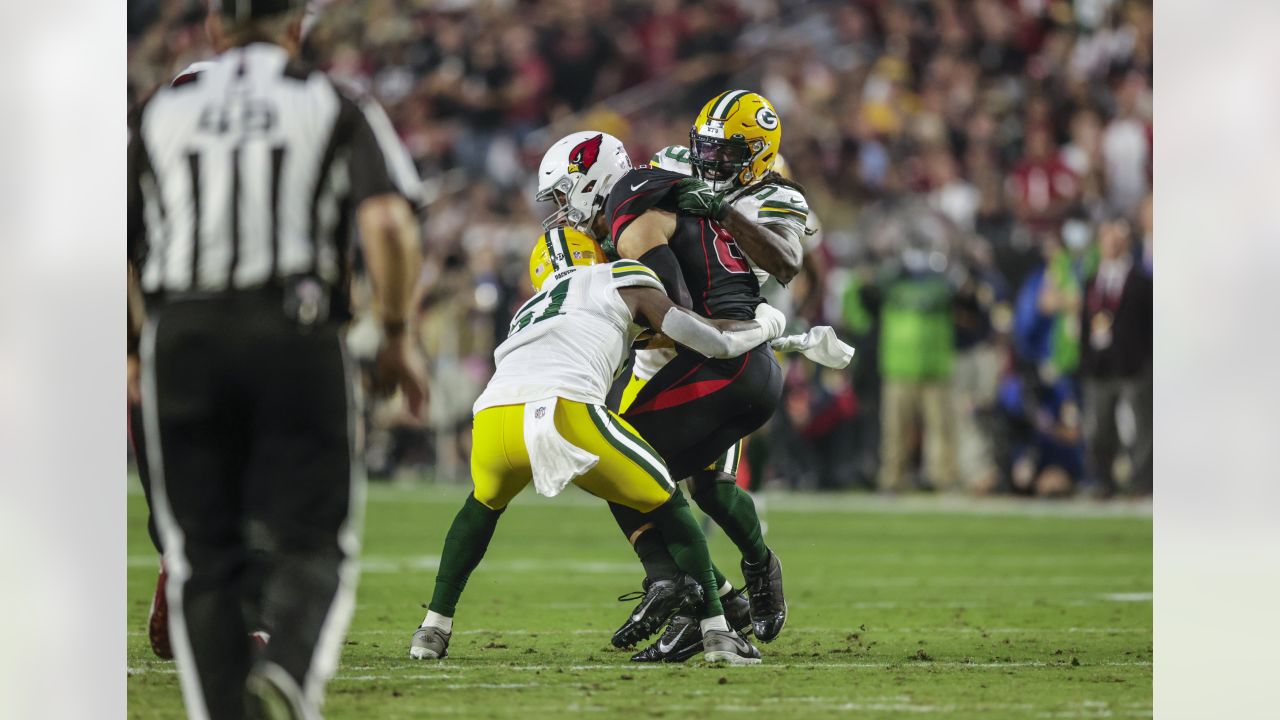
[
  {"xmin": 638, "ymin": 245, "xmax": 692, "ymax": 309},
  {"xmin": 659, "ymin": 307, "xmax": 768, "ymax": 359}
]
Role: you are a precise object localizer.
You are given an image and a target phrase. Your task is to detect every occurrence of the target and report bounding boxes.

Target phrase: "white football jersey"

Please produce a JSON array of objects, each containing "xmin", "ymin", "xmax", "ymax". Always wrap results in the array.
[
  {"xmin": 633, "ymin": 146, "xmax": 819, "ymax": 380},
  {"xmin": 473, "ymin": 260, "xmax": 665, "ymax": 412},
  {"xmin": 648, "ymin": 144, "xmax": 817, "ymax": 288}
]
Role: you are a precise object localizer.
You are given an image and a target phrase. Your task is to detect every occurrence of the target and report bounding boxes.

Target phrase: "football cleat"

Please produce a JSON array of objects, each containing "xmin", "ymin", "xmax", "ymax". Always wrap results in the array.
[
  {"xmin": 630, "ymin": 614, "xmax": 701, "ymax": 663},
  {"xmin": 702, "ymin": 628, "xmax": 762, "ymax": 665},
  {"xmin": 631, "ymin": 589, "xmax": 754, "ymax": 663},
  {"xmin": 409, "ymin": 625, "xmax": 451, "ymax": 660},
  {"xmin": 742, "ymin": 550, "xmax": 787, "ymax": 642},
  {"xmin": 611, "ymin": 575, "xmax": 703, "ymax": 648},
  {"xmin": 722, "ymin": 588, "xmax": 752, "ymax": 633},
  {"xmin": 148, "ymin": 561, "xmax": 173, "ymax": 660}
]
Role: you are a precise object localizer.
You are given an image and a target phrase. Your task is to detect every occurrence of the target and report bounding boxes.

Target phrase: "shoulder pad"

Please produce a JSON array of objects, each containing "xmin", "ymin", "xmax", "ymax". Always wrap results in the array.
[
  {"xmin": 609, "ymin": 260, "xmax": 665, "ymax": 292},
  {"xmin": 649, "ymin": 145, "xmax": 693, "ymax": 174}
]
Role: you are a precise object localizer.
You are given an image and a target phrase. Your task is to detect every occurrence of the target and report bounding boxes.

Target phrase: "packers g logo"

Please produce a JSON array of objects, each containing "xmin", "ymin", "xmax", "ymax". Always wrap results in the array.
[{"xmin": 755, "ymin": 107, "xmax": 778, "ymax": 130}]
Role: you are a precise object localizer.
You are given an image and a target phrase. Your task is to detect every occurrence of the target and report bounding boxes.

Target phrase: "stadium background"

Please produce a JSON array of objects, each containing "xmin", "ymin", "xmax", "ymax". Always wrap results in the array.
[{"xmin": 127, "ymin": 0, "xmax": 1153, "ymax": 499}]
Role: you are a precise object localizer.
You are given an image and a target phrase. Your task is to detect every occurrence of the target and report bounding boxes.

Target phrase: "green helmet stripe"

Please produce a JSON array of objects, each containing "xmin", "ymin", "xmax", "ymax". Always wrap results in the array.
[
  {"xmin": 711, "ymin": 89, "xmax": 749, "ymax": 120},
  {"xmin": 543, "ymin": 231, "xmax": 560, "ymax": 272},
  {"xmin": 555, "ymin": 226, "xmax": 574, "ymax": 267}
]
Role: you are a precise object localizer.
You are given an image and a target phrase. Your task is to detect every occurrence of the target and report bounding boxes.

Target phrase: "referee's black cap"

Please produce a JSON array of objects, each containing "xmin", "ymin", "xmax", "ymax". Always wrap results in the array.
[{"xmin": 216, "ymin": 0, "xmax": 305, "ymax": 23}]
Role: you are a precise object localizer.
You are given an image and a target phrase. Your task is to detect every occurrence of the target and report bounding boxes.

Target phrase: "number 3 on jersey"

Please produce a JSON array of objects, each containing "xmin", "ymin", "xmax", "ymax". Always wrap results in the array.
[
  {"xmin": 510, "ymin": 278, "xmax": 571, "ymax": 334},
  {"xmin": 711, "ymin": 223, "xmax": 750, "ymax": 274}
]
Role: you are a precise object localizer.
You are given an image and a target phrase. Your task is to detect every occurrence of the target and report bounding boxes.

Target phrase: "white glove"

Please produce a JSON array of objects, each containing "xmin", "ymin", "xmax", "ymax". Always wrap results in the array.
[
  {"xmin": 770, "ymin": 326, "xmax": 855, "ymax": 369},
  {"xmin": 753, "ymin": 302, "xmax": 787, "ymax": 340}
]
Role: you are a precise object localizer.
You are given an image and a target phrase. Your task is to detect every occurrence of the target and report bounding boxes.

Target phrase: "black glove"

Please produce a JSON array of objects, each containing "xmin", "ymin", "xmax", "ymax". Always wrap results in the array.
[{"xmin": 674, "ymin": 177, "xmax": 730, "ymax": 221}]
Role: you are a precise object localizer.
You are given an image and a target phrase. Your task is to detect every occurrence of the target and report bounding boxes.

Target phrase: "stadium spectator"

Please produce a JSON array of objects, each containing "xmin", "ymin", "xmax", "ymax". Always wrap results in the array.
[
  {"xmin": 865, "ymin": 245, "xmax": 959, "ymax": 493},
  {"xmin": 1007, "ymin": 125, "xmax": 1080, "ymax": 236},
  {"xmin": 998, "ymin": 368, "xmax": 1085, "ymax": 497},
  {"xmin": 1101, "ymin": 71, "xmax": 1153, "ymax": 215},
  {"xmin": 1079, "ymin": 217, "xmax": 1153, "ymax": 496},
  {"xmin": 950, "ymin": 239, "xmax": 1008, "ymax": 492}
]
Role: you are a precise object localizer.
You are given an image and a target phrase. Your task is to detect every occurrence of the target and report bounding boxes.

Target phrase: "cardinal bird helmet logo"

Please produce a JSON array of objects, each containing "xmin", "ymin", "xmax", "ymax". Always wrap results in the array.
[{"xmin": 565, "ymin": 133, "xmax": 604, "ymax": 174}]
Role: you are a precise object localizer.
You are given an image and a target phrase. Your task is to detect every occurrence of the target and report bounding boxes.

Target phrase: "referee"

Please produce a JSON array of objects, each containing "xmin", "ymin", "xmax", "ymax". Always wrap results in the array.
[{"xmin": 127, "ymin": 1, "xmax": 424, "ymax": 718}]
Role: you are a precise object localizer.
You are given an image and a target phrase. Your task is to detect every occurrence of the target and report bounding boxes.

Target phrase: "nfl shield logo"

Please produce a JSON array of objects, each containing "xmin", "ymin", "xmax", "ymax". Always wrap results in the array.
[{"xmin": 535, "ymin": 406, "xmax": 546, "ymax": 419}]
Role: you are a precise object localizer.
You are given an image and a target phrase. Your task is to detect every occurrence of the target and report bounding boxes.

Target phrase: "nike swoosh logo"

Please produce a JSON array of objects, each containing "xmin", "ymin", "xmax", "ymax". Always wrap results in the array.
[
  {"xmin": 630, "ymin": 180, "xmax": 650, "ymax": 191},
  {"xmin": 656, "ymin": 625, "xmax": 688, "ymax": 653},
  {"xmin": 630, "ymin": 595, "xmax": 656, "ymax": 623}
]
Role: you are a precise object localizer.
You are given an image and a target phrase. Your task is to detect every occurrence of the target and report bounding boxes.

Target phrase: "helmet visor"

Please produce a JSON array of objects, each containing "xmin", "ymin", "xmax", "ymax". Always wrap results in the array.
[{"xmin": 690, "ymin": 134, "xmax": 751, "ymax": 183}]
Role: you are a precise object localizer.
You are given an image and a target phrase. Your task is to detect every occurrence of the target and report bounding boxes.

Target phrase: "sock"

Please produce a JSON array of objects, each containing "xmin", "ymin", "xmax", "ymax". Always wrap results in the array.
[
  {"xmin": 609, "ymin": 501, "xmax": 680, "ymax": 579},
  {"xmin": 647, "ymin": 491, "xmax": 724, "ymax": 619},
  {"xmin": 719, "ymin": 580, "xmax": 735, "ymax": 598},
  {"xmin": 421, "ymin": 610, "xmax": 452, "ymax": 632},
  {"xmin": 700, "ymin": 615, "xmax": 729, "ymax": 634},
  {"xmin": 712, "ymin": 564, "xmax": 728, "ymax": 592},
  {"xmin": 690, "ymin": 471, "xmax": 769, "ymax": 565},
  {"xmin": 428, "ymin": 493, "xmax": 503, "ymax": 617}
]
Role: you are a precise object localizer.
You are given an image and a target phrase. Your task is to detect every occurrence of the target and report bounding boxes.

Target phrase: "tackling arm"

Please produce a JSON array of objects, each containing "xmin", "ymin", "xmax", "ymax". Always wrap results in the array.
[
  {"xmin": 717, "ymin": 206, "xmax": 803, "ymax": 285},
  {"xmin": 620, "ymin": 286, "xmax": 785, "ymax": 359},
  {"xmin": 672, "ymin": 177, "xmax": 802, "ymax": 284}
]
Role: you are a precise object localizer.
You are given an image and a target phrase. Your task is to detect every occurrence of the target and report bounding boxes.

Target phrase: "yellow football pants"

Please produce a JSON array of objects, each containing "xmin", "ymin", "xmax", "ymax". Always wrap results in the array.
[{"xmin": 471, "ymin": 399, "xmax": 674, "ymax": 512}]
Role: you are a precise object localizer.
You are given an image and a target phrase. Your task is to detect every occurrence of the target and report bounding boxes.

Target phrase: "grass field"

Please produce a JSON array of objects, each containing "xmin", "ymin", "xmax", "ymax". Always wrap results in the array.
[{"xmin": 126, "ymin": 479, "xmax": 1152, "ymax": 719}]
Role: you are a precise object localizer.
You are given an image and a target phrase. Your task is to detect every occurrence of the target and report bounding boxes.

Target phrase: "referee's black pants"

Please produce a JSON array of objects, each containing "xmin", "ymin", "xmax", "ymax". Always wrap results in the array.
[{"xmin": 140, "ymin": 294, "xmax": 361, "ymax": 719}]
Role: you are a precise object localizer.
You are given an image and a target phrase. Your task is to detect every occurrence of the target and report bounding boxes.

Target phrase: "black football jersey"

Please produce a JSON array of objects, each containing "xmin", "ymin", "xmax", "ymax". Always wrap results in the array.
[{"xmin": 604, "ymin": 167, "xmax": 761, "ymax": 321}]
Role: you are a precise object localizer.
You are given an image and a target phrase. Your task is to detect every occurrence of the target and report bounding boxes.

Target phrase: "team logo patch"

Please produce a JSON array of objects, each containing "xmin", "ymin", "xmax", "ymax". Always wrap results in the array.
[
  {"xmin": 566, "ymin": 133, "xmax": 604, "ymax": 174},
  {"xmin": 755, "ymin": 107, "xmax": 778, "ymax": 130},
  {"xmin": 535, "ymin": 406, "xmax": 546, "ymax": 419}
]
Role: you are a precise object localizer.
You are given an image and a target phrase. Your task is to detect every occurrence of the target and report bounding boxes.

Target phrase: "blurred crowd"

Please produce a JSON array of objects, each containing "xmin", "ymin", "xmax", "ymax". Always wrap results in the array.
[{"xmin": 129, "ymin": 0, "xmax": 1153, "ymax": 498}]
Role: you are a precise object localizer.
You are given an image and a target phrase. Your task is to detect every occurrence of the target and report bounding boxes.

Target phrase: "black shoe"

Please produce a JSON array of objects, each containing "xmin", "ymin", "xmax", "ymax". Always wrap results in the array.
[
  {"xmin": 741, "ymin": 550, "xmax": 787, "ymax": 642},
  {"xmin": 722, "ymin": 588, "xmax": 752, "ymax": 634},
  {"xmin": 631, "ymin": 614, "xmax": 702, "ymax": 662},
  {"xmin": 611, "ymin": 575, "xmax": 703, "ymax": 648},
  {"xmin": 703, "ymin": 628, "xmax": 762, "ymax": 665}
]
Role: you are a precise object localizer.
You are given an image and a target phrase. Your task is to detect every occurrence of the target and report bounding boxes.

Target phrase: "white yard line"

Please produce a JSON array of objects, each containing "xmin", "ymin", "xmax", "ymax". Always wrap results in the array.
[
  {"xmin": 130, "ymin": 625, "xmax": 1149, "ymax": 639},
  {"xmin": 128, "ymin": 660, "xmax": 1152, "ymax": 676}
]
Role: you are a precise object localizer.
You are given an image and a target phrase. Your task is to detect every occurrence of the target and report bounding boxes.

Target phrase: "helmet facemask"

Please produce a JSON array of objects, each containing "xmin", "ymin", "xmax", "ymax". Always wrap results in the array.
[
  {"xmin": 689, "ymin": 130, "xmax": 759, "ymax": 193},
  {"xmin": 536, "ymin": 177, "xmax": 607, "ymax": 240}
]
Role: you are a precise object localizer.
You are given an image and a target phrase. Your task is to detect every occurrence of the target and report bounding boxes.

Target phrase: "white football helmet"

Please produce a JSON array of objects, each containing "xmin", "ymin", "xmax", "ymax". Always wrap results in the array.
[{"xmin": 535, "ymin": 131, "xmax": 631, "ymax": 239}]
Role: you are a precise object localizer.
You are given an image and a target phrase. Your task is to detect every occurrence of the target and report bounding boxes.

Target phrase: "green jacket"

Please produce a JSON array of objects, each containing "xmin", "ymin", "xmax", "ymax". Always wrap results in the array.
[{"xmin": 879, "ymin": 273, "xmax": 954, "ymax": 381}]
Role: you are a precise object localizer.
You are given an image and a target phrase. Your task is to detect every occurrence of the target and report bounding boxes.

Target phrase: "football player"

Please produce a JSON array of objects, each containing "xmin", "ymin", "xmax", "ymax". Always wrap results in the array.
[
  {"xmin": 616, "ymin": 126, "xmax": 834, "ymax": 663},
  {"xmin": 530, "ymin": 116, "xmax": 848, "ymax": 661},
  {"xmin": 409, "ymin": 132, "xmax": 784, "ymax": 665},
  {"xmin": 586, "ymin": 92, "xmax": 797, "ymax": 653},
  {"xmin": 599, "ymin": 91, "xmax": 841, "ymax": 661}
]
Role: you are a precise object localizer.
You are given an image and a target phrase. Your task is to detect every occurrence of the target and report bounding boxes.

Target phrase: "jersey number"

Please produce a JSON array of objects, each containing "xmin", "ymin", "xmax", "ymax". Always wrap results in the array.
[
  {"xmin": 710, "ymin": 224, "xmax": 751, "ymax": 274},
  {"xmin": 510, "ymin": 279, "xmax": 571, "ymax": 335}
]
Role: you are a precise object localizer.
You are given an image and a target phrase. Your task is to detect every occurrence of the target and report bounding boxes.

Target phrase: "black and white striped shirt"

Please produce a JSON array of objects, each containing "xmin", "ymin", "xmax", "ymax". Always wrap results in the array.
[{"xmin": 128, "ymin": 43, "xmax": 419, "ymax": 298}]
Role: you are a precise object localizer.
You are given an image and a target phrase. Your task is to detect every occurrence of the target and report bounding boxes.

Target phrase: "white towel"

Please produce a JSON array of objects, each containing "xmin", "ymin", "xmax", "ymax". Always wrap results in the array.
[
  {"xmin": 770, "ymin": 326, "xmax": 855, "ymax": 368},
  {"xmin": 524, "ymin": 397, "xmax": 600, "ymax": 498}
]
